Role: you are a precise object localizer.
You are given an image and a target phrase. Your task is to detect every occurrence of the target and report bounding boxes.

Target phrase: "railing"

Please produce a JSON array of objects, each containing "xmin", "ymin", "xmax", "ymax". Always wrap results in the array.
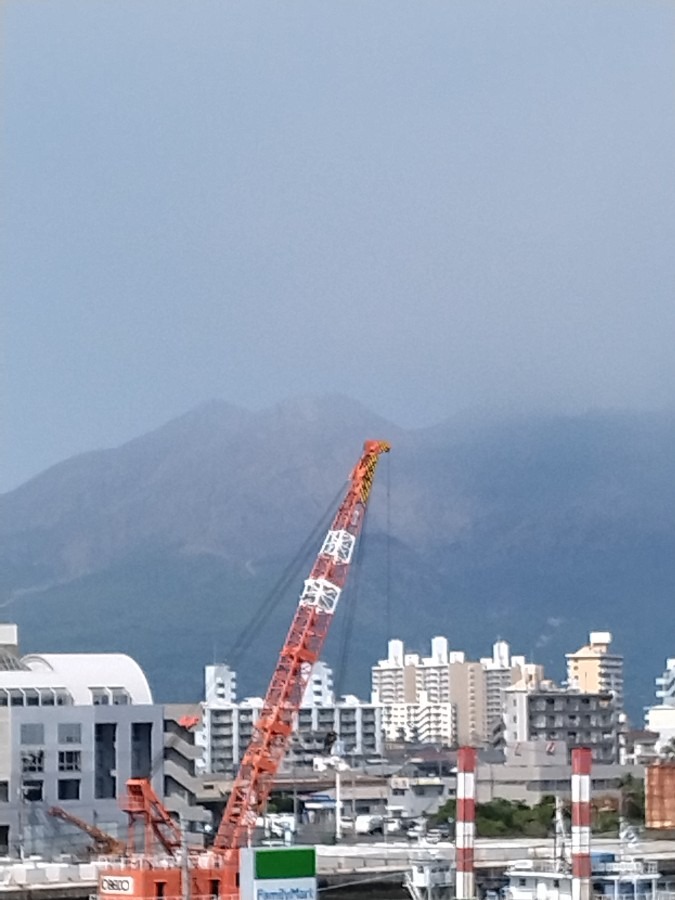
[
  {"xmin": 506, "ymin": 858, "xmax": 661, "ymax": 877},
  {"xmin": 594, "ymin": 860, "xmax": 660, "ymax": 876},
  {"xmin": 504, "ymin": 860, "xmax": 570, "ymax": 874},
  {"xmin": 592, "ymin": 895, "xmax": 667, "ymax": 900},
  {"xmin": 97, "ymin": 853, "xmax": 234, "ymax": 871}
]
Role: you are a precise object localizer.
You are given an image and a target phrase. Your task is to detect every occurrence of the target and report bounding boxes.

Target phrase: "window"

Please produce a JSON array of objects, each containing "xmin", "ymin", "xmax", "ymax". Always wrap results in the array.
[
  {"xmin": 58, "ymin": 779, "xmax": 80, "ymax": 801},
  {"xmin": 22, "ymin": 780, "xmax": 43, "ymax": 802},
  {"xmin": 0, "ymin": 782, "xmax": 8, "ymax": 803},
  {"xmin": 58, "ymin": 723, "xmax": 82, "ymax": 744},
  {"xmin": 21, "ymin": 750, "xmax": 44, "ymax": 773},
  {"xmin": 20, "ymin": 724, "xmax": 44, "ymax": 745},
  {"xmin": 131, "ymin": 723, "xmax": 152, "ymax": 779},
  {"xmin": 58, "ymin": 750, "xmax": 81, "ymax": 772},
  {"xmin": 95, "ymin": 723, "xmax": 117, "ymax": 800}
]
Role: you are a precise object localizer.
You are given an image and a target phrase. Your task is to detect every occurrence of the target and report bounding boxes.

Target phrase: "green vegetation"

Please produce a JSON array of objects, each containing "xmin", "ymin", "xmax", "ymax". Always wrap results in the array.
[
  {"xmin": 432, "ymin": 796, "xmax": 559, "ymax": 838},
  {"xmin": 432, "ymin": 778, "xmax": 645, "ymax": 838}
]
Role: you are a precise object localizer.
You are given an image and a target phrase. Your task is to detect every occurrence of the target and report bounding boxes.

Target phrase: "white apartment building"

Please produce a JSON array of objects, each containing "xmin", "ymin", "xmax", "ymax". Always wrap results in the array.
[
  {"xmin": 204, "ymin": 664, "xmax": 237, "ymax": 705},
  {"xmin": 372, "ymin": 638, "xmax": 455, "ymax": 744},
  {"xmin": 645, "ymin": 658, "xmax": 675, "ymax": 752},
  {"xmin": 302, "ymin": 661, "xmax": 334, "ymax": 707},
  {"xmin": 372, "ymin": 637, "xmax": 540, "ymax": 747},
  {"xmin": 655, "ymin": 658, "xmax": 675, "ymax": 705},
  {"xmin": 200, "ymin": 662, "xmax": 381, "ymax": 774},
  {"xmin": 480, "ymin": 640, "xmax": 544, "ymax": 739},
  {"xmin": 201, "ymin": 696, "xmax": 382, "ymax": 774}
]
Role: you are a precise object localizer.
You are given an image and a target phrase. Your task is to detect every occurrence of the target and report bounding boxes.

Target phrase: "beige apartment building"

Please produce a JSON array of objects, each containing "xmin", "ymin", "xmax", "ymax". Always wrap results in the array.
[{"xmin": 565, "ymin": 631, "xmax": 624, "ymax": 710}]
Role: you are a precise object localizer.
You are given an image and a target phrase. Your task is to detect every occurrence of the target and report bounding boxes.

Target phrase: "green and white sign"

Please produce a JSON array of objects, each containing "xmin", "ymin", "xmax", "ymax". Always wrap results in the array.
[{"xmin": 240, "ymin": 847, "xmax": 317, "ymax": 900}]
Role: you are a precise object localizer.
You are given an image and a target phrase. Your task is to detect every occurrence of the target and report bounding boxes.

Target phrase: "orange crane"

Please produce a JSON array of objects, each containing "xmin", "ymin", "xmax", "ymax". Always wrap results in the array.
[
  {"xmin": 99, "ymin": 439, "xmax": 389, "ymax": 900},
  {"xmin": 122, "ymin": 777, "xmax": 182, "ymax": 857},
  {"xmin": 48, "ymin": 806, "xmax": 126, "ymax": 856},
  {"xmin": 215, "ymin": 439, "xmax": 390, "ymax": 858}
]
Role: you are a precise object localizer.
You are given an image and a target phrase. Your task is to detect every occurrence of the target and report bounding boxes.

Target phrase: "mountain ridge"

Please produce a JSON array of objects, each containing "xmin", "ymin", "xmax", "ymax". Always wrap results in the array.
[{"xmin": 1, "ymin": 397, "xmax": 673, "ymax": 716}]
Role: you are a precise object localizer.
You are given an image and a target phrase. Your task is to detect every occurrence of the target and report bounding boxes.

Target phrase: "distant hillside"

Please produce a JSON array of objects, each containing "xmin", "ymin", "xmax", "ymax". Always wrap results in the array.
[{"xmin": 1, "ymin": 398, "xmax": 673, "ymax": 716}]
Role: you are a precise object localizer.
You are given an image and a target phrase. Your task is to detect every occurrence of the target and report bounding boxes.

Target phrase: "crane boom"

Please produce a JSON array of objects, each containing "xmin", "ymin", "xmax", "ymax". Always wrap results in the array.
[
  {"xmin": 48, "ymin": 806, "xmax": 126, "ymax": 856},
  {"xmin": 215, "ymin": 439, "xmax": 390, "ymax": 853}
]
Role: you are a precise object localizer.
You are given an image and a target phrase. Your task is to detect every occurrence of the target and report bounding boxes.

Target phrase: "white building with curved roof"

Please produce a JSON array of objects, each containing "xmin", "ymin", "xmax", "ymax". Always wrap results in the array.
[
  {"xmin": 19, "ymin": 652, "xmax": 153, "ymax": 706},
  {"xmin": 0, "ymin": 626, "xmax": 164, "ymax": 858}
]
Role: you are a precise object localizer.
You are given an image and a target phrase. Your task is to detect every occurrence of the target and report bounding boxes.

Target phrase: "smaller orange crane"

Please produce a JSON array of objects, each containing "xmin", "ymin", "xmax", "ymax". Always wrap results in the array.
[
  {"xmin": 122, "ymin": 778, "xmax": 182, "ymax": 857},
  {"xmin": 48, "ymin": 806, "xmax": 126, "ymax": 857}
]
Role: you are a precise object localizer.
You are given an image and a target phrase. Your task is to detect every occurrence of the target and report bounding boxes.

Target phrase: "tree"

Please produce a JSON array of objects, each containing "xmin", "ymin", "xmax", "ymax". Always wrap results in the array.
[{"xmin": 618, "ymin": 774, "xmax": 644, "ymax": 823}]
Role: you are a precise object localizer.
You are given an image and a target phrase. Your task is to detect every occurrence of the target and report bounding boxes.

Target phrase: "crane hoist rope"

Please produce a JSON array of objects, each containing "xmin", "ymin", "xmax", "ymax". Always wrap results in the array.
[{"xmin": 226, "ymin": 481, "xmax": 347, "ymax": 670}]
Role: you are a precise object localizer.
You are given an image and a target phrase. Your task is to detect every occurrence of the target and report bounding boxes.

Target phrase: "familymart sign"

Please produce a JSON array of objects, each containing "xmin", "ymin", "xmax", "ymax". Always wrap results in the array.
[{"xmin": 239, "ymin": 848, "xmax": 317, "ymax": 900}]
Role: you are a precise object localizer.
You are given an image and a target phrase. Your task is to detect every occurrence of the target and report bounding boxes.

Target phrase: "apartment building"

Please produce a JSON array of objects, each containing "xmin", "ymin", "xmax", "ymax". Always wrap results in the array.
[
  {"xmin": 372, "ymin": 637, "xmax": 539, "ymax": 747},
  {"xmin": 200, "ymin": 662, "xmax": 381, "ymax": 774},
  {"xmin": 566, "ymin": 631, "xmax": 624, "ymax": 710},
  {"xmin": 201, "ymin": 696, "xmax": 382, "ymax": 774},
  {"xmin": 449, "ymin": 655, "xmax": 486, "ymax": 746},
  {"xmin": 480, "ymin": 640, "xmax": 544, "ymax": 738},
  {"xmin": 503, "ymin": 682, "xmax": 619, "ymax": 763},
  {"xmin": 372, "ymin": 638, "xmax": 459, "ymax": 745},
  {"xmin": 644, "ymin": 657, "xmax": 675, "ymax": 752},
  {"xmin": 204, "ymin": 664, "xmax": 237, "ymax": 705},
  {"xmin": 302, "ymin": 661, "xmax": 334, "ymax": 708}
]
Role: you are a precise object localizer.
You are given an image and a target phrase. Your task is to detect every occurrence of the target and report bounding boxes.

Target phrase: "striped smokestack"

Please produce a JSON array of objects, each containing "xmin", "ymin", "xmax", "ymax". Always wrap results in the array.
[
  {"xmin": 571, "ymin": 747, "xmax": 592, "ymax": 900},
  {"xmin": 456, "ymin": 746, "xmax": 476, "ymax": 900}
]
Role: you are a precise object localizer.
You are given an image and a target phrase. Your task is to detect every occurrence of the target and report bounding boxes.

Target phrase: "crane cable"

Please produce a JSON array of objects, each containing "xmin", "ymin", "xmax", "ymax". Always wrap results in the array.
[
  {"xmin": 332, "ymin": 505, "xmax": 367, "ymax": 702},
  {"xmin": 385, "ymin": 449, "xmax": 392, "ymax": 641},
  {"xmin": 226, "ymin": 482, "xmax": 347, "ymax": 670},
  {"xmin": 333, "ymin": 451, "xmax": 390, "ymax": 701}
]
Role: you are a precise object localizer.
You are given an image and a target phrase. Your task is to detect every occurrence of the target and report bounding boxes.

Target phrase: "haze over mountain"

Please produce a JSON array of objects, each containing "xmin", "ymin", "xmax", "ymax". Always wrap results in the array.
[{"xmin": 0, "ymin": 396, "xmax": 672, "ymax": 718}]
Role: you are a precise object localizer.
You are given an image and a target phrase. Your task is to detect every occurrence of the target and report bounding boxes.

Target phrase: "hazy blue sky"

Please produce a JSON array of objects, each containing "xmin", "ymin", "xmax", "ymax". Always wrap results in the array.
[{"xmin": 2, "ymin": 1, "xmax": 675, "ymax": 492}]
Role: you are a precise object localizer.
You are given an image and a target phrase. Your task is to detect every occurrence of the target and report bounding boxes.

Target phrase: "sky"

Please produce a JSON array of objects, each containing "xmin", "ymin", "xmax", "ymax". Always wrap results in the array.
[{"xmin": 2, "ymin": 1, "xmax": 675, "ymax": 493}]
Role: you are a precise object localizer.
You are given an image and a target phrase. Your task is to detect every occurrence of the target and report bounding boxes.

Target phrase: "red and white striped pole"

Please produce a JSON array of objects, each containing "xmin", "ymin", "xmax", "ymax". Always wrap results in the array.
[
  {"xmin": 571, "ymin": 747, "xmax": 592, "ymax": 900},
  {"xmin": 456, "ymin": 746, "xmax": 476, "ymax": 900}
]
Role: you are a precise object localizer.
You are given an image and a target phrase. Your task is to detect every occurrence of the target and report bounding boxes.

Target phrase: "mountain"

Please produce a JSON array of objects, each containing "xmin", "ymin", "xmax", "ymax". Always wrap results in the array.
[{"xmin": 0, "ymin": 397, "xmax": 673, "ymax": 717}]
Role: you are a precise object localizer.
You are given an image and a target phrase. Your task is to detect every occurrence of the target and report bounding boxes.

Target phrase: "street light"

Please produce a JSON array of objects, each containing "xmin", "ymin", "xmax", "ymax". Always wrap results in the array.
[{"xmin": 313, "ymin": 743, "xmax": 349, "ymax": 843}]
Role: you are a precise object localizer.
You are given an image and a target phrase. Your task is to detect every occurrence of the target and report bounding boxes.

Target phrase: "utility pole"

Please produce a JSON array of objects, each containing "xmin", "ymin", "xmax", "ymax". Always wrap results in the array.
[
  {"xmin": 335, "ymin": 765, "xmax": 342, "ymax": 842},
  {"xmin": 17, "ymin": 777, "xmax": 25, "ymax": 861},
  {"xmin": 180, "ymin": 814, "xmax": 191, "ymax": 900}
]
